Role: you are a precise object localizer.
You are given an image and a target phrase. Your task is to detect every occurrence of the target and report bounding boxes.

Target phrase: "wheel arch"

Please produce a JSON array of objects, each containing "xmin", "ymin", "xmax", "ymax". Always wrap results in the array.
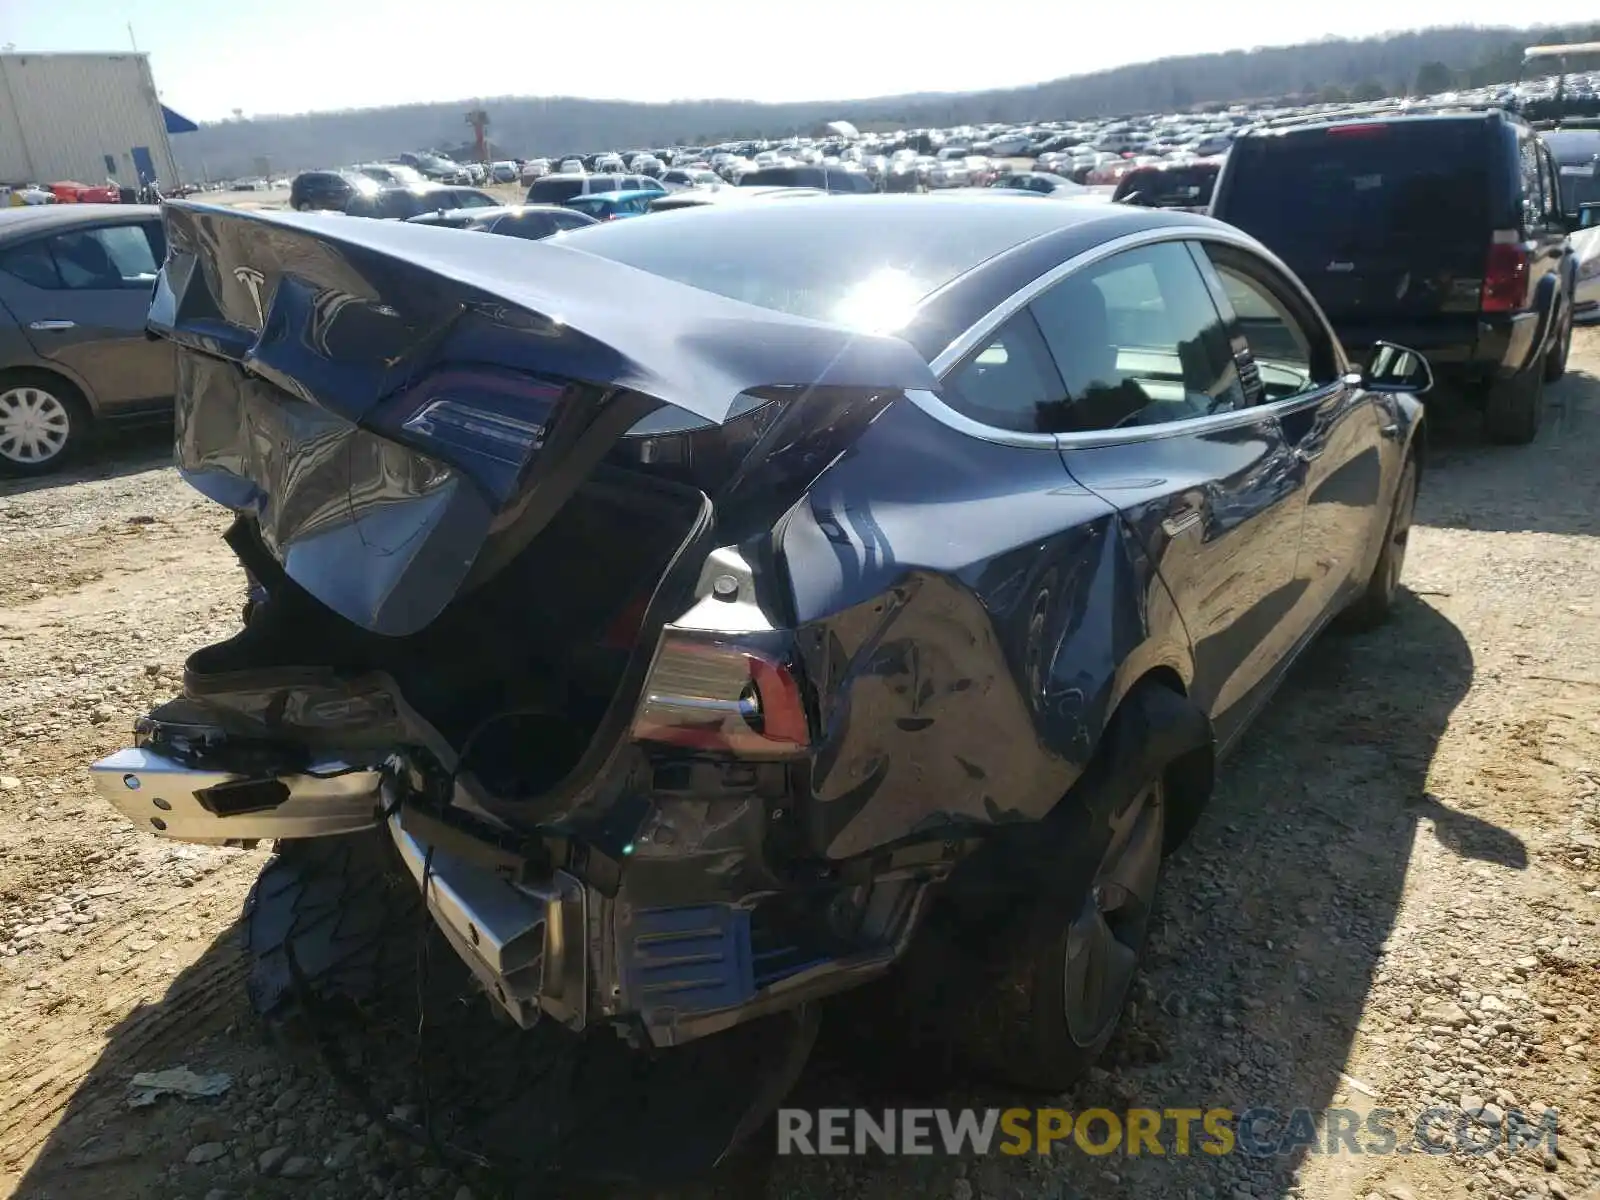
[
  {"xmin": 1082, "ymin": 666, "xmax": 1215, "ymax": 854},
  {"xmin": 0, "ymin": 361, "xmax": 97, "ymax": 415}
]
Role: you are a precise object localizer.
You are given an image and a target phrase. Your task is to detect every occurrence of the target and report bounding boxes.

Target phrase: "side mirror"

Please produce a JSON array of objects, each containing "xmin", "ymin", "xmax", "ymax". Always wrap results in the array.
[
  {"xmin": 1357, "ymin": 341, "xmax": 1434, "ymax": 395},
  {"xmin": 1578, "ymin": 201, "xmax": 1600, "ymax": 230}
]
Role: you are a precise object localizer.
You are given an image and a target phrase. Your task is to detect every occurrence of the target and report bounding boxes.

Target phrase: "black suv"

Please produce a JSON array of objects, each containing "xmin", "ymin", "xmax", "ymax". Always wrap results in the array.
[
  {"xmin": 736, "ymin": 166, "xmax": 875, "ymax": 193},
  {"xmin": 289, "ymin": 170, "xmax": 359, "ymax": 212},
  {"xmin": 1212, "ymin": 108, "xmax": 1578, "ymax": 443}
]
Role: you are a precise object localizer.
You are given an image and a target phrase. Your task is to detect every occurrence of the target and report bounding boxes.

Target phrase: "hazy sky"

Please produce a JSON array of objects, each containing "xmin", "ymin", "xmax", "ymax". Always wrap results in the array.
[{"xmin": 5, "ymin": 2, "xmax": 1598, "ymax": 122}]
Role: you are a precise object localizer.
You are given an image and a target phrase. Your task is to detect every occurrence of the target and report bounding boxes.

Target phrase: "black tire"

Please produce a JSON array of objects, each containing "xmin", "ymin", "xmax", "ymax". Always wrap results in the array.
[
  {"xmin": 1340, "ymin": 455, "xmax": 1418, "ymax": 631},
  {"xmin": 1483, "ymin": 356, "xmax": 1545, "ymax": 445},
  {"xmin": 924, "ymin": 688, "xmax": 1185, "ymax": 1092},
  {"xmin": 243, "ymin": 830, "xmax": 423, "ymax": 1021},
  {"xmin": 0, "ymin": 369, "xmax": 91, "ymax": 476},
  {"xmin": 1545, "ymin": 300, "xmax": 1573, "ymax": 383}
]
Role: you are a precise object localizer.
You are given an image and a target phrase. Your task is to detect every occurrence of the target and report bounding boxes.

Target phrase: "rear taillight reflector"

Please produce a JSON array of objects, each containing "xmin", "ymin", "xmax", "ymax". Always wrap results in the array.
[
  {"xmin": 631, "ymin": 632, "xmax": 810, "ymax": 759},
  {"xmin": 1482, "ymin": 236, "xmax": 1530, "ymax": 313}
]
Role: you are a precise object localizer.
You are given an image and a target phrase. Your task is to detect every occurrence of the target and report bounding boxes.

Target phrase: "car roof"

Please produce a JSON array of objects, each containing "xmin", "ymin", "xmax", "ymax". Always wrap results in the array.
[
  {"xmin": 0, "ymin": 204, "xmax": 161, "ymax": 241},
  {"xmin": 572, "ymin": 190, "xmax": 661, "ymax": 202},
  {"xmin": 1240, "ymin": 108, "xmax": 1520, "ymax": 139},
  {"xmin": 405, "ymin": 204, "xmax": 580, "ymax": 224},
  {"xmin": 564, "ymin": 192, "xmax": 1207, "ymax": 290}
]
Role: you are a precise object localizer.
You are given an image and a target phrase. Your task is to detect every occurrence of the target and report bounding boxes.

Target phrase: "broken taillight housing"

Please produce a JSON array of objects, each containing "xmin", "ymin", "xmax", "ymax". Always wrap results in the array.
[{"xmin": 631, "ymin": 631, "xmax": 811, "ymax": 759}]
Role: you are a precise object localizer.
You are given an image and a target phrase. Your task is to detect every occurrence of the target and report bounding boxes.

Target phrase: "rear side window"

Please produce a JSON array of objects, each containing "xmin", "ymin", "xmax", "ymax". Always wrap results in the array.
[
  {"xmin": 589, "ymin": 177, "xmax": 620, "ymax": 194},
  {"xmin": 1220, "ymin": 122, "xmax": 1491, "ymax": 247},
  {"xmin": 1519, "ymin": 137, "xmax": 1544, "ymax": 230},
  {"xmin": 526, "ymin": 177, "xmax": 585, "ymax": 205},
  {"xmin": 939, "ymin": 314, "xmax": 1064, "ymax": 432}
]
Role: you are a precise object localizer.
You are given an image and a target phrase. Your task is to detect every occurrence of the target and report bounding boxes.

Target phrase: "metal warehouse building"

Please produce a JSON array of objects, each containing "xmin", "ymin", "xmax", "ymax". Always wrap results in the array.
[{"xmin": 0, "ymin": 52, "xmax": 196, "ymax": 188}]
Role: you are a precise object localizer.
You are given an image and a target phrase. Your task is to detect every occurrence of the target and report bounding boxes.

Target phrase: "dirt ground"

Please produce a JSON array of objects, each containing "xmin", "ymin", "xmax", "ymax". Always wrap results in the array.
[{"xmin": 0, "ymin": 335, "xmax": 1597, "ymax": 1200}]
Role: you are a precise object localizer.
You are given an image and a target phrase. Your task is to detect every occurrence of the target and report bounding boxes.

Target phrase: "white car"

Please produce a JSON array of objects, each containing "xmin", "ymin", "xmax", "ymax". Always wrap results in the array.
[
  {"xmin": 988, "ymin": 133, "xmax": 1034, "ymax": 157},
  {"xmin": 928, "ymin": 157, "xmax": 971, "ymax": 188},
  {"xmin": 519, "ymin": 158, "xmax": 551, "ymax": 183},
  {"xmin": 558, "ymin": 158, "xmax": 586, "ymax": 175}
]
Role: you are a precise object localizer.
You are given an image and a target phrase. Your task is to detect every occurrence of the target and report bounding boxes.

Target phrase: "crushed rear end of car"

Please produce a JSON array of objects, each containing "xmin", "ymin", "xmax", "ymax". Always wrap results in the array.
[{"xmin": 88, "ymin": 203, "xmax": 950, "ymax": 1169}]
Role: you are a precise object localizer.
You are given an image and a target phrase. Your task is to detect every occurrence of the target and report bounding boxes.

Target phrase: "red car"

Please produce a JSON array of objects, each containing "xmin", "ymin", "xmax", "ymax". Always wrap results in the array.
[{"xmin": 48, "ymin": 181, "xmax": 122, "ymax": 204}]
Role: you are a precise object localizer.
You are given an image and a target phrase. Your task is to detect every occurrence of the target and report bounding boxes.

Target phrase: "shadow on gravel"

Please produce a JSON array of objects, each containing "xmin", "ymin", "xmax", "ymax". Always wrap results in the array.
[
  {"xmin": 0, "ymin": 422, "xmax": 172, "ymax": 500},
  {"xmin": 752, "ymin": 588, "xmax": 1520, "ymax": 1200},
  {"xmin": 1416, "ymin": 369, "xmax": 1600, "ymax": 537},
  {"xmin": 11, "ymin": 573, "xmax": 1523, "ymax": 1197}
]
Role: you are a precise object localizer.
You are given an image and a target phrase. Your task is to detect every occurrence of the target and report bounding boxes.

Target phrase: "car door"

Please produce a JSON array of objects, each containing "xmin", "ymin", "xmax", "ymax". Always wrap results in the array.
[
  {"xmin": 1195, "ymin": 241, "xmax": 1383, "ymax": 635},
  {"xmin": 1030, "ymin": 238, "xmax": 1309, "ymax": 747},
  {"xmin": 0, "ymin": 219, "xmax": 173, "ymax": 413}
]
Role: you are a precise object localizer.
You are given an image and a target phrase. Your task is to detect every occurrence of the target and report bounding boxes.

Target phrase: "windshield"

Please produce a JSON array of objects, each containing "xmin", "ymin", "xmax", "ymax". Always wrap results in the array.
[{"xmin": 1222, "ymin": 121, "xmax": 1490, "ymax": 248}]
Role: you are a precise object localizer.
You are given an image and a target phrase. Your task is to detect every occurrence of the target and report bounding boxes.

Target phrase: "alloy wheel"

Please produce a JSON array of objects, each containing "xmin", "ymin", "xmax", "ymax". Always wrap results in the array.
[
  {"xmin": 1063, "ymin": 778, "xmax": 1164, "ymax": 1048},
  {"xmin": 0, "ymin": 386, "xmax": 72, "ymax": 466}
]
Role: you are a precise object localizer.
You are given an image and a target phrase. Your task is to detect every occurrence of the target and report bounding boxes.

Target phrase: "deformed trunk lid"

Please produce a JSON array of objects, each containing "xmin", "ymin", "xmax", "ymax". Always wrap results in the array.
[{"xmin": 150, "ymin": 203, "xmax": 936, "ymax": 636}]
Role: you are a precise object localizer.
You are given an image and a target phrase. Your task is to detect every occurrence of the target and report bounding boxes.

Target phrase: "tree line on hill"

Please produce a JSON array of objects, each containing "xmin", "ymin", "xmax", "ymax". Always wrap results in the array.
[{"xmin": 173, "ymin": 22, "xmax": 1600, "ymax": 181}]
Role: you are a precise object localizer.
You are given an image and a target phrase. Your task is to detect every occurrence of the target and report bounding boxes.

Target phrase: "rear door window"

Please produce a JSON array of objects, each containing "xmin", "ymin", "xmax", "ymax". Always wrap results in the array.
[
  {"xmin": 1027, "ymin": 241, "xmax": 1245, "ymax": 431},
  {"xmin": 1221, "ymin": 121, "xmax": 1490, "ymax": 248},
  {"xmin": 47, "ymin": 225, "xmax": 161, "ymax": 290},
  {"xmin": 0, "ymin": 240, "xmax": 62, "ymax": 289}
]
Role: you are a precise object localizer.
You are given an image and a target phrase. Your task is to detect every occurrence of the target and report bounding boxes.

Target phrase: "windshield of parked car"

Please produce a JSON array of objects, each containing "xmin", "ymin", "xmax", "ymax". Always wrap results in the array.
[{"xmin": 1222, "ymin": 121, "xmax": 1490, "ymax": 248}]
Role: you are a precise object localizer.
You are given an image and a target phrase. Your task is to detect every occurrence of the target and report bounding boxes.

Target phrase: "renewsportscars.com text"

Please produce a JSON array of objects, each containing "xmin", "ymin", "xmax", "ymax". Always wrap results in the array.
[{"xmin": 776, "ymin": 1107, "xmax": 1562, "ymax": 1158}]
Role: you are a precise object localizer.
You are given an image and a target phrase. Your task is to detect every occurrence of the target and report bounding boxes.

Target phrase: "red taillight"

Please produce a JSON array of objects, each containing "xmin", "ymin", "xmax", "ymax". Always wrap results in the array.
[
  {"xmin": 631, "ymin": 632, "xmax": 811, "ymax": 759},
  {"xmin": 1483, "ymin": 237, "xmax": 1530, "ymax": 313},
  {"xmin": 1326, "ymin": 123, "xmax": 1388, "ymax": 138}
]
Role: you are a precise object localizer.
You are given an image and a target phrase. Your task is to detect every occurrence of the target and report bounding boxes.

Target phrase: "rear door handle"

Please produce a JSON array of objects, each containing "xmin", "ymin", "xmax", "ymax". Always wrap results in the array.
[
  {"xmin": 1294, "ymin": 446, "xmax": 1324, "ymax": 463},
  {"xmin": 28, "ymin": 320, "xmax": 76, "ymax": 331},
  {"xmin": 1379, "ymin": 423, "xmax": 1401, "ymax": 439}
]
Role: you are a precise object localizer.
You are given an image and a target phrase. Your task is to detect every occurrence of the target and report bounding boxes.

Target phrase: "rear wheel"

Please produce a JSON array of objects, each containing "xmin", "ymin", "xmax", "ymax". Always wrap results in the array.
[
  {"xmin": 929, "ymin": 694, "xmax": 1182, "ymax": 1092},
  {"xmin": 1483, "ymin": 355, "xmax": 1545, "ymax": 445},
  {"xmin": 0, "ymin": 371, "xmax": 89, "ymax": 475}
]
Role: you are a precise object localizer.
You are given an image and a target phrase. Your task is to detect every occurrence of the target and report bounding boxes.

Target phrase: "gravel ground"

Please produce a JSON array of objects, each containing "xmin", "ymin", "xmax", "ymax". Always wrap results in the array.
[{"xmin": 0, "ymin": 337, "xmax": 1597, "ymax": 1200}]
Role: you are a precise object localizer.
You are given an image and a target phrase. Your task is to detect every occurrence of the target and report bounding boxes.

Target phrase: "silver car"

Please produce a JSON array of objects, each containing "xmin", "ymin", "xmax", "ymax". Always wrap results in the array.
[{"xmin": 0, "ymin": 205, "xmax": 173, "ymax": 474}]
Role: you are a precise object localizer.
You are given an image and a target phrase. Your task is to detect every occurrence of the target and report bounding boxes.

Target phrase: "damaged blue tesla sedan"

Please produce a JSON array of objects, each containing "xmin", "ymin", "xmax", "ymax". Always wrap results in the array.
[{"xmin": 89, "ymin": 194, "xmax": 1428, "ymax": 1177}]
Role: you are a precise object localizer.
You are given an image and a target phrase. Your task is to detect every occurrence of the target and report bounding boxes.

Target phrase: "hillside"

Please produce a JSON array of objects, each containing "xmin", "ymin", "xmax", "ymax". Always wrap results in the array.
[{"xmin": 173, "ymin": 22, "xmax": 1600, "ymax": 180}]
